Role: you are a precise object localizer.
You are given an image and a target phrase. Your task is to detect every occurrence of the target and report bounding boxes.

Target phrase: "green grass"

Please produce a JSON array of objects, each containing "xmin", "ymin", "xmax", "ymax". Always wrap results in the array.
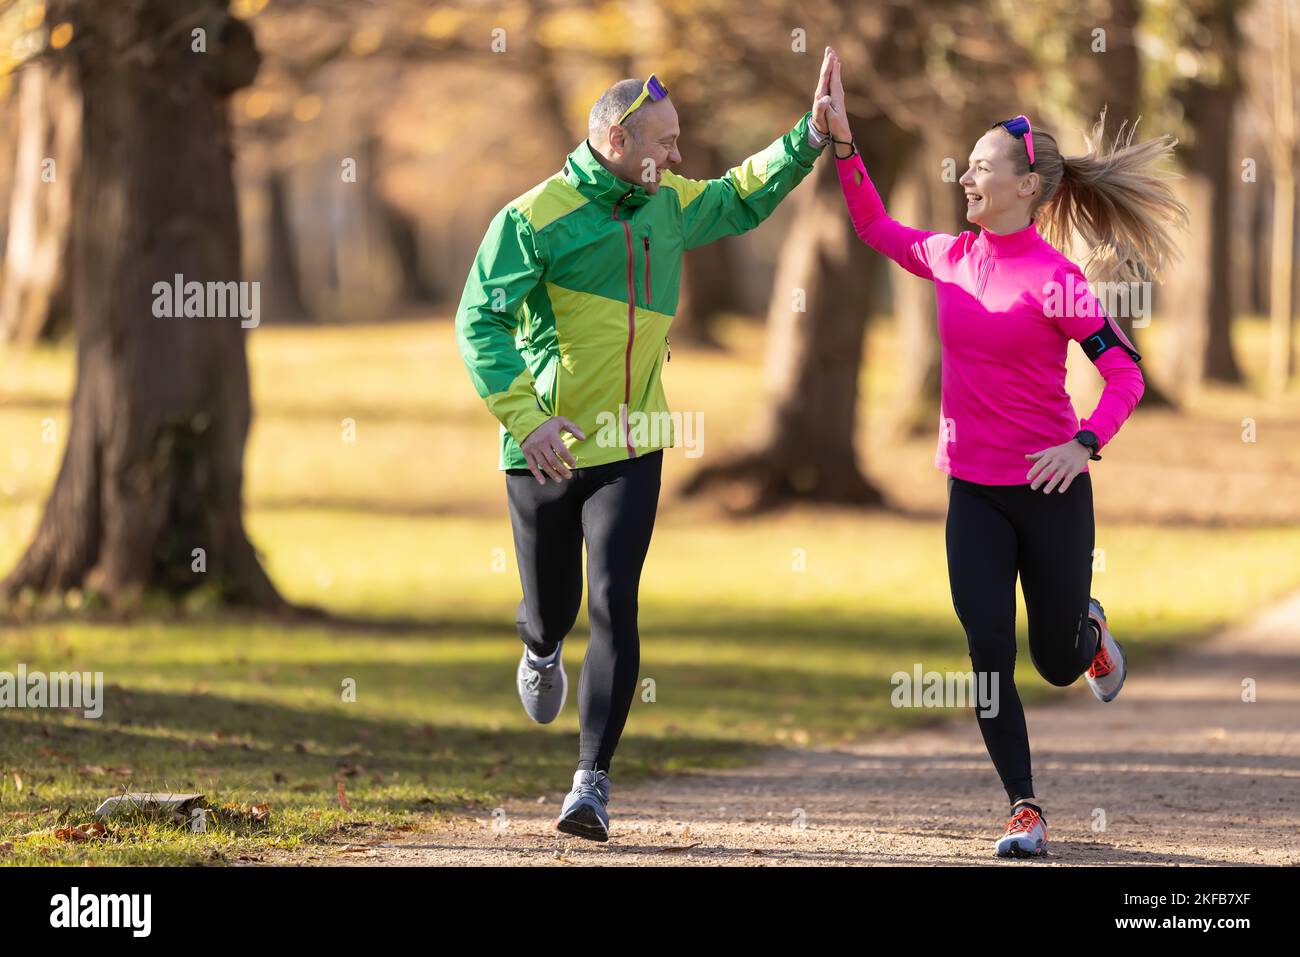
[{"xmin": 1, "ymin": 314, "xmax": 1298, "ymax": 864}]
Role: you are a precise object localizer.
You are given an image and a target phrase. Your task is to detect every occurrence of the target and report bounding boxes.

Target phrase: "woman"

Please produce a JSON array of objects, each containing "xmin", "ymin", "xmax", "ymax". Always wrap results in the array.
[{"xmin": 816, "ymin": 49, "xmax": 1188, "ymax": 857}]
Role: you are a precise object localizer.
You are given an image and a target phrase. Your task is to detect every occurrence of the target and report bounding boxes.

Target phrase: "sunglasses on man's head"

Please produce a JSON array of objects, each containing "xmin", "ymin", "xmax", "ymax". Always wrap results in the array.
[
  {"xmin": 618, "ymin": 74, "xmax": 669, "ymax": 126},
  {"xmin": 994, "ymin": 114, "xmax": 1035, "ymax": 170}
]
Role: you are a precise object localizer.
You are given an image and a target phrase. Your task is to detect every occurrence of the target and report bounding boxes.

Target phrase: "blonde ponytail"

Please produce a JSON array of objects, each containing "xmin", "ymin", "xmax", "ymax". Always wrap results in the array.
[{"xmin": 1012, "ymin": 109, "xmax": 1191, "ymax": 286}]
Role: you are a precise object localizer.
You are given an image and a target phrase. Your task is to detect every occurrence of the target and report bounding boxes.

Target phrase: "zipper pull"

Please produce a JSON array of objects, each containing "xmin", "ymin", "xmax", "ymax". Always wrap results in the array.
[{"xmin": 665, "ymin": 335, "xmax": 671, "ymax": 362}]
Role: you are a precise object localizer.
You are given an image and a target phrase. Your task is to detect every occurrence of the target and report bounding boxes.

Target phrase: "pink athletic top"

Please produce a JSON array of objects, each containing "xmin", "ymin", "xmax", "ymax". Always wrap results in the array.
[{"xmin": 837, "ymin": 151, "xmax": 1145, "ymax": 486}]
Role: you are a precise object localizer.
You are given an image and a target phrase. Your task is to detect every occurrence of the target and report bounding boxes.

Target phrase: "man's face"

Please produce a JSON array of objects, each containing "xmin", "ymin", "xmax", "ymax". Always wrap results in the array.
[{"xmin": 608, "ymin": 98, "xmax": 681, "ymax": 195}]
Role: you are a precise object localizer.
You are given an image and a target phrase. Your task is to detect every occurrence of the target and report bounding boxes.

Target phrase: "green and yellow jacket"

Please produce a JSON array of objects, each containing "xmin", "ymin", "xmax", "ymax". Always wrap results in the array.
[{"xmin": 456, "ymin": 111, "xmax": 825, "ymax": 469}]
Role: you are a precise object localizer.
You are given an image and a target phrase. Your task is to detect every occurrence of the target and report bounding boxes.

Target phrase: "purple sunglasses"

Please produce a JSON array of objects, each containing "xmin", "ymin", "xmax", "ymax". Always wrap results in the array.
[
  {"xmin": 994, "ymin": 114, "xmax": 1036, "ymax": 170},
  {"xmin": 618, "ymin": 74, "xmax": 669, "ymax": 125}
]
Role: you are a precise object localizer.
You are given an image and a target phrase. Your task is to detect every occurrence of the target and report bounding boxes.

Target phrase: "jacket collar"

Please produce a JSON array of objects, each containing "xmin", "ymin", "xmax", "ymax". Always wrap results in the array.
[
  {"xmin": 976, "ymin": 218, "xmax": 1043, "ymax": 258},
  {"xmin": 563, "ymin": 139, "xmax": 651, "ymax": 210}
]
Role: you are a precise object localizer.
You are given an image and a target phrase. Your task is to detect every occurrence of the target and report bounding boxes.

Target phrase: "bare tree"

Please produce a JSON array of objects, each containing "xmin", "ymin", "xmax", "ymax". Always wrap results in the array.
[{"xmin": 0, "ymin": 57, "xmax": 78, "ymax": 344}]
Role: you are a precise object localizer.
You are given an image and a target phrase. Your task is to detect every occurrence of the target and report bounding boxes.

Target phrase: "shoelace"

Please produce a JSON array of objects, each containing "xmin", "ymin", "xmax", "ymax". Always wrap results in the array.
[
  {"xmin": 524, "ymin": 669, "xmax": 554, "ymax": 693},
  {"xmin": 1006, "ymin": 807, "xmax": 1040, "ymax": 834},
  {"xmin": 1088, "ymin": 640, "xmax": 1114, "ymax": 678},
  {"xmin": 574, "ymin": 775, "xmax": 607, "ymax": 804}
]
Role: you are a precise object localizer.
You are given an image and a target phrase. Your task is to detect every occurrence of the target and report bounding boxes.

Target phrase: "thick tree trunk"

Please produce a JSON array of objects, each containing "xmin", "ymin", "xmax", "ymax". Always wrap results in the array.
[
  {"xmin": 3, "ymin": 0, "xmax": 282, "ymax": 610},
  {"xmin": 0, "ymin": 59, "xmax": 79, "ymax": 345},
  {"xmin": 682, "ymin": 116, "xmax": 905, "ymax": 510}
]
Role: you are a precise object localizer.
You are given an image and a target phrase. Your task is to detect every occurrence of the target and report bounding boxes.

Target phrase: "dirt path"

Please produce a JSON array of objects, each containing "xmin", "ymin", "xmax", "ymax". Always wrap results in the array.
[{"xmin": 292, "ymin": 593, "xmax": 1300, "ymax": 866}]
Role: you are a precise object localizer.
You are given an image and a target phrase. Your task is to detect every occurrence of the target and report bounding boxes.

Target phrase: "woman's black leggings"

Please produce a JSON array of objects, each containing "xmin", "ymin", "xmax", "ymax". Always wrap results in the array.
[
  {"xmin": 505, "ymin": 450, "xmax": 662, "ymax": 774},
  {"xmin": 945, "ymin": 474, "xmax": 1098, "ymax": 806}
]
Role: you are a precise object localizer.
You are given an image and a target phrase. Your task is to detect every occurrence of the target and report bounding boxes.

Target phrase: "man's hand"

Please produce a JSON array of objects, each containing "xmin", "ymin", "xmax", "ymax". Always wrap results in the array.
[
  {"xmin": 813, "ymin": 47, "xmax": 835, "ymax": 136},
  {"xmin": 521, "ymin": 416, "xmax": 586, "ymax": 484},
  {"xmin": 1025, "ymin": 440, "xmax": 1093, "ymax": 494},
  {"xmin": 825, "ymin": 47, "xmax": 851, "ymax": 143}
]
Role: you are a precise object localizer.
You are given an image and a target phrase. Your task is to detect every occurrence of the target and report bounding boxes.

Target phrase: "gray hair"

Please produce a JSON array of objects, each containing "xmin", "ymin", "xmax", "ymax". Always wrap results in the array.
[{"xmin": 588, "ymin": 78, "xmax": 649, "ymax": 145}]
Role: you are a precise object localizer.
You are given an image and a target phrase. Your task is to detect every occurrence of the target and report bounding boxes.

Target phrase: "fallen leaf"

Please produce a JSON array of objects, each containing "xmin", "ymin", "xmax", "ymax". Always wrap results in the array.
[{"xmin": 37, "ymin": 747, "xmax": 74, "ymax": 763}]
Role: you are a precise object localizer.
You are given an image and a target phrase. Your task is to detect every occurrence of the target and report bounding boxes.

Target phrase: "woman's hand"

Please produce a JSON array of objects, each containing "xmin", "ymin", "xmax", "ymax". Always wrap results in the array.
[
  {"xmin": 812, "ymin": 47, "xmax": 834, "ymax": 136},
  {"xmin": 1025, "ymin": 440, "xmax": 1092, "ymax": 494}
]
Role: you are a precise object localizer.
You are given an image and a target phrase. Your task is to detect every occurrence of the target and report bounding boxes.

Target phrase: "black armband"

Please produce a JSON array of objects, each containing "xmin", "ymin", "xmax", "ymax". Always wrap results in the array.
[{"xmin": 1081, "ymin": 317, "xmax": 1141, "ymax": 364}]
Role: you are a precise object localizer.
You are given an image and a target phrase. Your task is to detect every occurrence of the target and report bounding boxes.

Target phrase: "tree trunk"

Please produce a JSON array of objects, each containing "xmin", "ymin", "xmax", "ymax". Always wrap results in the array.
[
  {"xmin": 1267, "ymin": 0, "xmax": 1296, "ymax": 394},
  {"xmin": 263, "ymin": 167, "xmax": 310, "ymax": 322},
  {"xmin": 0, "ymin": 58, "xmax": 79, "ymax": 345},
  {"xmin": 3, "ymin": 0, "xmax": 282, "ymax": 610},
  {"xmin": 681, "ymin": 116, "xmax": 905, "ymax": 511},
  {"xmin": 1069, "ymin": 0, "xmax": 1176, "ymax": 406},
  {"xmin": 672, "ymin": 139, "xmax": 735, "ymax": 348},
  {"xmin": 1172, "ymin": 3, "xmax": 1245, "ymax": 386}
]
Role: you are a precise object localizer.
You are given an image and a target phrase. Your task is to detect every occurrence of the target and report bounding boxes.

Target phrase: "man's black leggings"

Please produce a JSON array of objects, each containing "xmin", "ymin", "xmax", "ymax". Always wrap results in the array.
[
  {"xmin": 945, "ymin": 474, "xmax": 1098, "ymax": 806},
  {"xmin": 506, "ymin": 450, "xmax": 662, "ymax": 774}
]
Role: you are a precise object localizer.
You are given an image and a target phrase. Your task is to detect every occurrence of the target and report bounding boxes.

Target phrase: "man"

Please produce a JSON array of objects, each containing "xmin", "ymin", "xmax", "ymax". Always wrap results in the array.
[{"xmin": 455, "ymin": 51, "xmax": 838, "ymax": 841}]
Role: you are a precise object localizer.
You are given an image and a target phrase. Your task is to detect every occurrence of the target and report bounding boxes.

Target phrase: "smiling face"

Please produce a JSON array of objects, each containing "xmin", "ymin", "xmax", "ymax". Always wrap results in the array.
[
  {"xmin": 607, "ymin": 97, "xmax": 681, "ymax": 195},
  {"xmin": 959, "ymin": 128, "xmax": 1039, "ymax": 230}
]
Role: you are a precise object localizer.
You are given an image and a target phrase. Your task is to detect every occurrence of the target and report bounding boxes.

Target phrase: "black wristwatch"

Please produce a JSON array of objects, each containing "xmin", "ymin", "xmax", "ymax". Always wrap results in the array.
[{"xmin": 1074, "ymin": 429, "xmax": 1101, "ymax": 461}]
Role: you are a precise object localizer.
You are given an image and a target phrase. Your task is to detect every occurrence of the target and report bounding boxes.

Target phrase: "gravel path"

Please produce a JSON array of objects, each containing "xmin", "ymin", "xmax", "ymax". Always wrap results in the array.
[{"xmin": 288, "ymin": 592, "xmax": 1300, "ymax": 866}]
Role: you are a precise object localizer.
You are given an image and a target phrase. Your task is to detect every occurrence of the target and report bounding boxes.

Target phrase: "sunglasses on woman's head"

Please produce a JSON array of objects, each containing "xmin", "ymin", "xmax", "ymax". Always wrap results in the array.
[
  {"xmin": 618, "ymin": 74, "xmax": 670, "ymax": 125},
  {"xmin": 994, "ymin": 114, "xmax": 1035, "ymax": 170}
]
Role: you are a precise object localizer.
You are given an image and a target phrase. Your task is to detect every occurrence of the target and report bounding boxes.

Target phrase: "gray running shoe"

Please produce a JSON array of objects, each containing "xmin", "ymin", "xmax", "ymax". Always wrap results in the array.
[
  {"xmin": 995, "ymin": 804, "xmax": 1048, "ymax": 858},
  {"xmin": 516, "ymin": 642, "xmax": 567, "ymax": 724},
  {"xmin": 555, "ymin": 769, "xmax": 610, "ymax": 842},
  {"xmin": 1085, "ymin": 598, "xmax": 1127, "ymax": 703}
]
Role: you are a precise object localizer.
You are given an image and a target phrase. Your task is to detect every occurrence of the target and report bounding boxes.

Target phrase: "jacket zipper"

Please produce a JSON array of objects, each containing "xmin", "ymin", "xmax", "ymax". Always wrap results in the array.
[
  {"xmin": 977, "ymin": 253, "xmax": 993, "ymax": 299},
  {"xmin": 613, "ymin": 193, "xmax": 637, "ymax": 457},
  {"xmin": 643, "ymin": 235, "xmax": 652, "ymax": 307}
]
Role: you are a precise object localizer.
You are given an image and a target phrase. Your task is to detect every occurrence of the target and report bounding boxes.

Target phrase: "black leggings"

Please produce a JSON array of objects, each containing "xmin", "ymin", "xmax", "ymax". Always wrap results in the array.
[
  {"xmin": 945, "ymin": 474, "xmax": 1097, "ymax": 806},
  {"xmin": 506, "ymin": 450, "xmax": 662, "ymax": 774}
]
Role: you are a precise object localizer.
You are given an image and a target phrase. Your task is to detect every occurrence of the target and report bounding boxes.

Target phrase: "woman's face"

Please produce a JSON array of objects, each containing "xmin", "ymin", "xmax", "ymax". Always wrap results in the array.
[{"xmin": 959, "ymin": 129, "xmax": 1038, "ymax": 227}]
